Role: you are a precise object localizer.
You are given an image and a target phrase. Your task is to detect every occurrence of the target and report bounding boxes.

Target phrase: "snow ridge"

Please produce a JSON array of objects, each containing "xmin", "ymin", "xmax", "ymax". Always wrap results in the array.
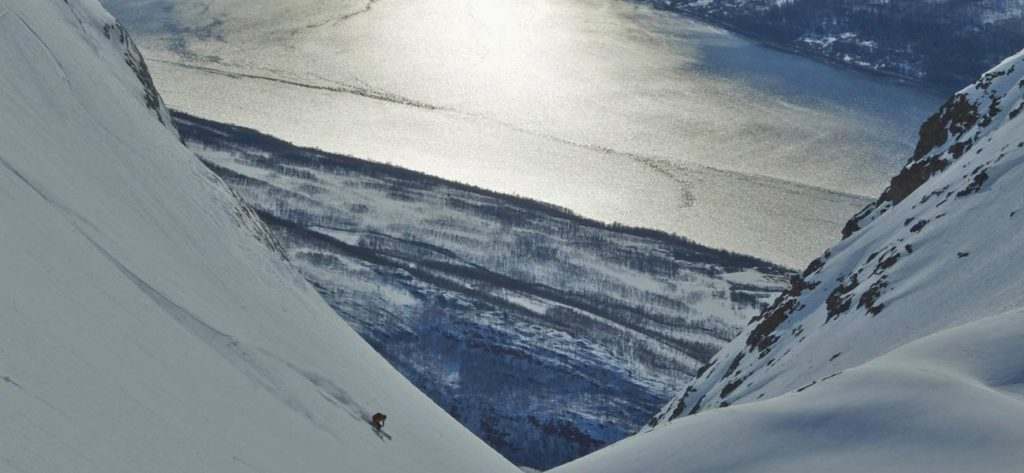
[{"xmin": 649, "ymin": 48, "xmax": 1024, "ymax": 427}]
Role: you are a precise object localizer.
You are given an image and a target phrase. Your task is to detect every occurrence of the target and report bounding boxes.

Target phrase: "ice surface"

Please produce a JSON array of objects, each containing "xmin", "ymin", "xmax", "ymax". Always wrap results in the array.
[{"xmin": 100, "ymin": 0, "xmax": 943, "ymax": 267}]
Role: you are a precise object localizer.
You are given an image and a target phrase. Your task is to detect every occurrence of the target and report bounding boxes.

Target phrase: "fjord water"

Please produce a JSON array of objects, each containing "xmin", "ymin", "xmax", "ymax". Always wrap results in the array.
[{"xmin": 104, "ymin": 0, "xmax": 942, "ymax": 267}]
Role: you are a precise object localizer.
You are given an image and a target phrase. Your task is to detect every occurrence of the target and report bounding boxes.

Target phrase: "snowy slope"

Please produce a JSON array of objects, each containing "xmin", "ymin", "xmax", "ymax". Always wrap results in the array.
[
  {"xmin": 552, "ymin": 51, "xmax": 1024, "ymax": 472},
  {"xmin": 553, "ymin": 309, "xmax": 1024, "ymax": 473},
  {"xmin": 0, "ymin": 1, "xmax": 519, "ymax": 472},
  {"xmin": 171, "ymin": 112, "xmax": 789, "ymax": 469}
]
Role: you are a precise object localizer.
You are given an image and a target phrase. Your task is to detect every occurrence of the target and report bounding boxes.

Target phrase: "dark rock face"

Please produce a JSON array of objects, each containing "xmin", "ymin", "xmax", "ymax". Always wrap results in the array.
[
  {"xmin": 842, "ymin": 64, "xmax": 1009, "ymax": 239},
  {"xmin": 98, "ymin": 18, "xmax": 173, "ymax": 128}
]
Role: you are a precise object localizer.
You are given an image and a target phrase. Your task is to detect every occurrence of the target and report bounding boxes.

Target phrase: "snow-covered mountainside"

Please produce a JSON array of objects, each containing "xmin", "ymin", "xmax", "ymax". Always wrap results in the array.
[
  {"xmin": 171, "ymin": 112, "xmax": 790, "ymax": 469},
  {"xmin": 0, "ymin": 1, "xmax": 520, "ymax": 472},
  {"xmin": 551, "ymin": 50, "xmax": 1024, "ymax": 473},
  {"xmin": 646, "ymin": 0, "xmax": 1024, "ymax": 90}
]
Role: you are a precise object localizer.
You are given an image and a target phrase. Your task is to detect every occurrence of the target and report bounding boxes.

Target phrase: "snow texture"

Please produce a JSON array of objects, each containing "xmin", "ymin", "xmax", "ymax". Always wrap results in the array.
[{"xmin": 0, "ymin": 1, "xmax": 519, "ymax": 472}]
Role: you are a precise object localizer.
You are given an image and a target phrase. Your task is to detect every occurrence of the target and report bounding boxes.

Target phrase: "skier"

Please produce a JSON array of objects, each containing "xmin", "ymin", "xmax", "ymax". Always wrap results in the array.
[{"xmin": 371, "ymin": 412, "xmax": 387, "ymax": 431}]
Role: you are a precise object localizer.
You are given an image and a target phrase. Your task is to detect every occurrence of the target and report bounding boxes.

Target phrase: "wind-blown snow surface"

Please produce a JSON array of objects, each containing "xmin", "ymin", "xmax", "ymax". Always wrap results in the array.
[
  {"xmin": 0, "ymin": 1, "xmax": 519, "ymax": 472},
  {"xmin": 171, "ymin": 112, "xmax": 790, "ymax": 469},
  {"xmin": 553, "ymin": 51, "xmax": 1024, "ymax": 472}
]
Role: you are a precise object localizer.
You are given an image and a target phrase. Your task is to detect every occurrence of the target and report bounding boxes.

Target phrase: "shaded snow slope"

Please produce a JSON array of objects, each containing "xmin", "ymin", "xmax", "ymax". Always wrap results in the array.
[
  {"xmin": 553, "ymin": 309, "xmax": 1024, "ymax": 473},
  {"xmin": 0, "ymin": 1, "xmax": 519, "ymax": 472},
  {"xmin": 552, "ymin": 50, "xmax": 1024, "ymax": 472},
  {"xmin": 171, "ymin": 111, "xmax": 789, "ymax": 469}
]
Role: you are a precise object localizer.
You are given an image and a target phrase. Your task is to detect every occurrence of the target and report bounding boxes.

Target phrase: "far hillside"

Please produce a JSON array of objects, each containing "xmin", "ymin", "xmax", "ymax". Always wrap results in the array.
[
  {"xmin": 645, "ymin": 0, "xmax": 1024, "ymax": 91},
  {"xmin": 173, "ymin": 111, "xmax": 790, "ymax": 470}
]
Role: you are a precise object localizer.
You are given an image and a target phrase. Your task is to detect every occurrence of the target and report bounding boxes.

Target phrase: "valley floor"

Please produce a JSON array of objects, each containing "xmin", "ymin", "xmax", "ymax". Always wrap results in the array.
[{"xmin": 173, "ymin": 111, "xmax": 789, "ymax": 469}]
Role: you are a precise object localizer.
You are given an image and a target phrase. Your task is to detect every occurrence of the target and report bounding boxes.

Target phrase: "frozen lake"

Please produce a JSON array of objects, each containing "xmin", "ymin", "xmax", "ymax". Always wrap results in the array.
[{"xmin": 103, "ymin": 0, "xmax": 944, "ymax": 267}]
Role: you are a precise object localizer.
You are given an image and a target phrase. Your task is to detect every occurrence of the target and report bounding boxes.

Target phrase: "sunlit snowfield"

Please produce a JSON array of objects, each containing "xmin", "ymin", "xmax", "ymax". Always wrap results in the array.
[{"xmin": 103, "ymin": 0, "xmax": 943, "ymax": 267}]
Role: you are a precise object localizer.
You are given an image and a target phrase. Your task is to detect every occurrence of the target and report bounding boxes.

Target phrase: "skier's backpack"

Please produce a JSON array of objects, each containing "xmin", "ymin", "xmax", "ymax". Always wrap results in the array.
[{"xmin": 371, "ymin": 412, "xmax": 387, "ymax": 430}]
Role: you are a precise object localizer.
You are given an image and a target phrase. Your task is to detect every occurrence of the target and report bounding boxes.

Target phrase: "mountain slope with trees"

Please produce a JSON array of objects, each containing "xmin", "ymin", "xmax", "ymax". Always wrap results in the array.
[
  {"xmin": 174, "ymin": 112, "xmax": 789, "ymax": 469},
  {"xmin": 646, "ymin": 0, "xmax": 1024, "ymax": 90}
]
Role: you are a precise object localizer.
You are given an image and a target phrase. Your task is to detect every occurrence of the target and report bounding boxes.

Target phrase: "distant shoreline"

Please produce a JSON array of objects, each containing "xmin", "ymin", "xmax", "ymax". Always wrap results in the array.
[
  {"xmin": 641, "ymin": 2, "xmax": 954, "ymax": 97},
  {"xmin": 171, "ymin": 110, "xmax": 795, "ymax": 273}
]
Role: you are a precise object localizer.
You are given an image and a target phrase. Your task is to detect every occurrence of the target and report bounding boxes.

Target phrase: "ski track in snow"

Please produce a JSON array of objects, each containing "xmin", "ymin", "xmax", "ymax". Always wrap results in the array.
[
  {"xmin": 305, "ymin": 0, "xmax": 384, "ymax": 29},
  {"xmin": 0, "ymin": 147, "xmax": 369, "ymax": 445},
  {"xmin": 0, "ymin": 152, "xmax": 106, "ymax": 238},
  {"xmin": 6, "ymin": 11, "xmax": 68, "ymax": 83},
  {"xmin": 88, "ymin": 244, "xmax": 371, "ymax": 444}
]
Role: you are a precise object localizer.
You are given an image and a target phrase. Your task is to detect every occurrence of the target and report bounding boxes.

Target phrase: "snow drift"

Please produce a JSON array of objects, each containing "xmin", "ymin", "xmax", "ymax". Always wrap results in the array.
[
  {"xmin": 0, "ymin": 1, "xmax": 519, "ymax": 472},
  {"xmin": 554, "ymin": 50, "xmax": 1024, "ymax": 472}
]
